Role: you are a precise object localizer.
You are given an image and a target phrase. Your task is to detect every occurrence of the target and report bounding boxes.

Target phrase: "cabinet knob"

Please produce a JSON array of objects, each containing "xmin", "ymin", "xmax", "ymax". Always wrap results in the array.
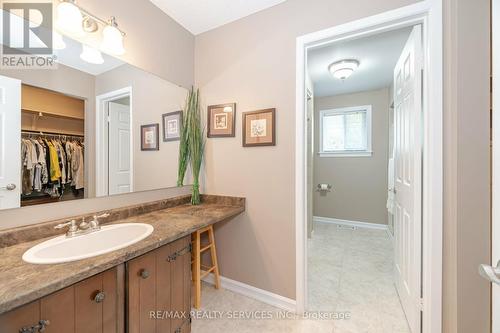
[
  {"xmin": 140, "ymin": 269, "xmax": 150, "ymax": 279},
  {"xmin": 93, "ymin": 291, "xmax": 106, "ymax": 303}
]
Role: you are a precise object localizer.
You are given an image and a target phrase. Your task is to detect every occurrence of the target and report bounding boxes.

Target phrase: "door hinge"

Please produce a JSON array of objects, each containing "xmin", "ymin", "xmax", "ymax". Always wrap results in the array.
[
  {"xmin": 107, "ymin": 115, "xmax": 111, "ymax": 123},
  {"xmin": 166, "ymin": 243, "xmax": 192, "ymax": 262},
  {"xmin": 418, "ymin": 297, "xmax": 424, "ymax": 311}
]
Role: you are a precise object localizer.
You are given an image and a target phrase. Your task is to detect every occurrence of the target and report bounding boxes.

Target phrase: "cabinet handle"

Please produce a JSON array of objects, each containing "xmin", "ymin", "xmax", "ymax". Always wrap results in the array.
[
  {"xmin": 93, "ymin": 291, "xmax": 106, "ymax": 303},
  {"xmin": 140, "ymin": 269, "xmax": 150, "ymax": 279},
  {"xmin": 19, "ymin": 319, "xmax": 50, "ymax": 333}
]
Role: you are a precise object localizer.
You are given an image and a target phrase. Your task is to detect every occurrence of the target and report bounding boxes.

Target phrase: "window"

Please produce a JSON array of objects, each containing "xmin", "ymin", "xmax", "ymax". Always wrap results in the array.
[{"xmin": 319, "ymin": 105, "xmax": 372, "ymax": 157}]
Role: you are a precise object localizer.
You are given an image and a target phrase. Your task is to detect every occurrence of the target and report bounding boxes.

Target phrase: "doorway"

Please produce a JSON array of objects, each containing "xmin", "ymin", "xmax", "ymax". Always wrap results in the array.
[
  {"xmin": 295, "ymin": 2, "xmax": 443, "ymax": 333},
  {"xmin": 95, "ymin": 87, "xmax": 133, "ymax": 197}
]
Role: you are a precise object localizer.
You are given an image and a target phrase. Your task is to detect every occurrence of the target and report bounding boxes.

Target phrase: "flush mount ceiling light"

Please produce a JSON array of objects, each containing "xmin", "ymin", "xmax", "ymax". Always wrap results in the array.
[
  {"xmin": 55, "ymin": 0, "xmax": 126, "ymax": 55},
  {"xmin": 80, "ymin": 45, "xmax": 104, "ymax": 64},
  {"xmin": 328, "ymin": 59, "xmax": 360, "ymax": 80}
]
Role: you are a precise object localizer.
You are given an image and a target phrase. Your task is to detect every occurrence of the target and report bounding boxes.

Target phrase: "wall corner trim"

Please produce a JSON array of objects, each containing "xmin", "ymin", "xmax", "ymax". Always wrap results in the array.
[{"xmin": 202, "ymin": 274, "xmax": 297, "ymax": 312}]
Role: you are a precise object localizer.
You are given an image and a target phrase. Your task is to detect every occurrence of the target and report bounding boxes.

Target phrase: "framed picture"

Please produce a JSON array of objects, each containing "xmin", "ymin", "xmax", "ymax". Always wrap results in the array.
[
  {"xmin": 242, "ymin": 108, "xmax": 276, "ymax": 147},
  {"xmin": 162, "ymin": 111, "xmax": 183, "ymax": 142},
  {"xmin": 141, "ymin": 123, "xmax": 159, "ymax": 151},
  {"xmin": 207, "ymin": 103, "xmax": 236, "ymax": 138}
]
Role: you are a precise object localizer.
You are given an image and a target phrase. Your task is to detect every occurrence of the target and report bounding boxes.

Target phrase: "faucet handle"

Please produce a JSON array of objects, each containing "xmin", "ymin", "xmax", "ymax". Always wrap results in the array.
[
  {"xmin": 54, "ymin": 220, "xmax": 78, "ymax": 231},
  {"xmin": 95, "ymin": 213, "xmax": 110, "ymax": 219}
]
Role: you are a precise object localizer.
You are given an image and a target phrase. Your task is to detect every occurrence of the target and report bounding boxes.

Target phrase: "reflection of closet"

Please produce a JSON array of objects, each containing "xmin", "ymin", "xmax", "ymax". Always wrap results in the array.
[
  {"xmin": 21, "ymin": 84, "xmax": 84, "ymax": 136},
  {"xmin": 21, "ymin": 84, "xmax": 85, "ymax": 207}
]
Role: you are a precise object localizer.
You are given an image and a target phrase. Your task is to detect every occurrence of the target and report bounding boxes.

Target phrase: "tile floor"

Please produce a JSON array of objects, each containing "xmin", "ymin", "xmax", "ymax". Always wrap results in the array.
[{"xmin": 191, "ymin": 222, "xmax": 410, "ymax": 333}]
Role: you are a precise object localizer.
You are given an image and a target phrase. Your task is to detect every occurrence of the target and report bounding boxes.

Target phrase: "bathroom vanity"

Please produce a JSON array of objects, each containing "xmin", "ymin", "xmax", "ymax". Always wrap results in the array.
[{"xmin": 0, "ymin": 195, "xmax": 245, "ymax": 333}]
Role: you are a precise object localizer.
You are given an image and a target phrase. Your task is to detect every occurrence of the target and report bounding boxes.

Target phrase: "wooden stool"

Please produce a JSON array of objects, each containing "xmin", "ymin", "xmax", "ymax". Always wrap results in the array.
[{"xmin": 191, "ymin": 225, "xmax": 221, "ymax": 309}]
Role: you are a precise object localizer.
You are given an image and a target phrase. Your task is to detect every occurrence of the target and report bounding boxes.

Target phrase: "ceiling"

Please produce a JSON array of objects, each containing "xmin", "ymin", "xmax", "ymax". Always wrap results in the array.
[
  {"xmin": 308, "ymin": 27, "xmax": 412, "ymax": 97},
  {"xmin": 149, "ymin": 0, "xmax": 287, "ymax": 35}
]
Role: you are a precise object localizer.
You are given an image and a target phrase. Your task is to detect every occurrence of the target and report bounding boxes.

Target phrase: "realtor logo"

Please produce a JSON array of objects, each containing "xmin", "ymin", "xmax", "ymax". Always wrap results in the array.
[{"xmin": 1, "ymin": 2, "xmax": 56, "ymax": 69}]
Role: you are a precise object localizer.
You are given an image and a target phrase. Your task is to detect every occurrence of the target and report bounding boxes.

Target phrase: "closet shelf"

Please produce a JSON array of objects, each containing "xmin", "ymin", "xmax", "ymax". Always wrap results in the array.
[{"xmin": 22, "ymin": 109, "xmax": 85, "ymax": 121}]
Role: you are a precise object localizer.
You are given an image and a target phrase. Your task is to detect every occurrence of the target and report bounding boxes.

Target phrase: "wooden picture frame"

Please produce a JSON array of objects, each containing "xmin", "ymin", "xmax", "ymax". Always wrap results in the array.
[
  {"xmin": 162, "ymin": 111, "xmax": 183, "ymax": 142},
  {"xmin": 207, "ymin": 103, "xmax": 236, "ymax": 138},
  {"xmin": 242, "ymin": 108, "xmax": 276, "ymax": 147},
  {"xmin": 141, "ymin": 123, "xmax": 159, "ymax": 151}
]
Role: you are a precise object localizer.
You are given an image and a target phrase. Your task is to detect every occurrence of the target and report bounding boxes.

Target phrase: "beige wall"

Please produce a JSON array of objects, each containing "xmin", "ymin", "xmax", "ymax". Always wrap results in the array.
[
  {"xmin": 0, "ymin": 0, "xmax": 195, "ymax": 230},
  {"xmin": 443, "ymin": 0, "xmax": 491, "ymax": 332},
  {"xmin": 313, "ymin": 88, "xmax": 390, "ymax": 225},
  {"xmin": 95, "ymin": 65, "xmax": 189, "ymax": 192},
  {"xmin": 195, "ymin": 0, "xmax": 419, "ymax": 300}
]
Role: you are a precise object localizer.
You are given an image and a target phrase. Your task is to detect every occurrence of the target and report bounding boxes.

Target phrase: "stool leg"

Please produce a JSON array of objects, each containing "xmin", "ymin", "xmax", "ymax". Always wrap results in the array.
[
  {"xmin": 193, "ymin": 231, "xmax": 201, "ymax": 309},
  {"xmin": 208, "ymin": 225, "xmax": 221, "ymax": 289}
]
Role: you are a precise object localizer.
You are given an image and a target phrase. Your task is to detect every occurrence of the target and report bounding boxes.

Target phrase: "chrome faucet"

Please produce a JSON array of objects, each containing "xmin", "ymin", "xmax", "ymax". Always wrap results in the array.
[{"xmin": 54, "ymin": 213, "xmax": 110, "ymax": 238}]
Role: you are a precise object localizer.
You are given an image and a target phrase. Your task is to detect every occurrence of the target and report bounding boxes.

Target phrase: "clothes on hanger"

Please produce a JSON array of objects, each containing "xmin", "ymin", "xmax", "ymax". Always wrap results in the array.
[{"xmin": 21, "ymin": 134, "xmax": 84, "ymax": 198}]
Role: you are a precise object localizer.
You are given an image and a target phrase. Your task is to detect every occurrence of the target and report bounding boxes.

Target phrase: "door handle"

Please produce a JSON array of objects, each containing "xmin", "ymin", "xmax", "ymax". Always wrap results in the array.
[
  {"xmin": 0, "ymin": 183, "xmax": 16, "ymax": 191},
  {"xmin": 479, "ymin": 260, "xmax": 500, "ymax": 285}
]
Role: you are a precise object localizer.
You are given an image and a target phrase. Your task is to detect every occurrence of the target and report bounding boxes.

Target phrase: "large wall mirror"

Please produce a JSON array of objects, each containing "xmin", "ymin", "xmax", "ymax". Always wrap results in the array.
[{"xmin": 0, "ymin": 11, "xmax": 189, "ymax": 211}]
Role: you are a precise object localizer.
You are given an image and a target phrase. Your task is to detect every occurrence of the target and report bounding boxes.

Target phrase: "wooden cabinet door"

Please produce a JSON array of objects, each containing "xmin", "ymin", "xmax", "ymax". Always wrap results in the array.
[
  {"xmin": 169, "ymin": 237, "xmax": 191, "ymax": 333},
  {"xmin": 127, "ymin": 250, "xmax": 157, "ymax": 333},
  {"xmin": 41, "ymin": 287, "xmax": 75, "ymax": 332},
  {"xmin": 0, "ymin": 301, "xmax": 40, "ymax": 333},
  {"xmin": 0, "ymin": 267, "xmax": 121, "ymax": 333},
  {"xmin": 127, "ymin": 236, "xmax": 191, "ymax": 333},
  {"xmin": 74, "ymin": 266, "xmax": 121, "ymax": 333}
]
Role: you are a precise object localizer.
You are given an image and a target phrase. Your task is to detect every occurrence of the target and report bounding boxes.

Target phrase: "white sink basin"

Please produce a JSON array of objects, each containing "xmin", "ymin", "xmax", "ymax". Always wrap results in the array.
[{"xmin": 22, "ymin": 223, "xmax": 154, "ymax": 264}]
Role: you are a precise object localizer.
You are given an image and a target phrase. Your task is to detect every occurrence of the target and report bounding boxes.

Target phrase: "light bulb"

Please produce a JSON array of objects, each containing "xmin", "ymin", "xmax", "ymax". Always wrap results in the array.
[
  {"xmin": 53, "ymin": 31, "xmax": 66, "ymax": 50},
  {"xmin": 56, "ymin": 1, "xmax": 84, "ymax": 36},
  {"xmin": 80, "ymin": 45, "xmax": 104, "ymax": 64},
  {"xmin": 101, "ymin": 24, "xmax": 125, "ymax": 56}
]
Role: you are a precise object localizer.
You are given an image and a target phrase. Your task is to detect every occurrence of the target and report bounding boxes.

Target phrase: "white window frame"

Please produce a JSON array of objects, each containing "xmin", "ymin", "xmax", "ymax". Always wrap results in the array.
[{"xmin": 318, "ymin": 105, "xmax": 372, "ymax": 157}]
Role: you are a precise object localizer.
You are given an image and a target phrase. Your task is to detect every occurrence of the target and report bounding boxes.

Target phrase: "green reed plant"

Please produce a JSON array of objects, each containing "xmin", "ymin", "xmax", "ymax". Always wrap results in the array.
[
  {"xmin": 177, "ymin": 97, "xmax": 190, "ymax": 187},
  {"xmin": 177, "ymin": 88, "xmax": 205, "ymax": 204},
  {"xmin": 187, "ymin": 88, "xmax": 204, "ymax": 205}
]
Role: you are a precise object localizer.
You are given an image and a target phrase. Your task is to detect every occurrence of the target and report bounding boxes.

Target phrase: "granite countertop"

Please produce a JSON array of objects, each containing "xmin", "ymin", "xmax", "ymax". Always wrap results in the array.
[{"xmin": 0, "ymin": 196, "xmax": 245, "ymax": 314}]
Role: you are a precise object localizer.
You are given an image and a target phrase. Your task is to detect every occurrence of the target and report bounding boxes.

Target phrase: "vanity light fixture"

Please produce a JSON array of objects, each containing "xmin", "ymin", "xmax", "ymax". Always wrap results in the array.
[
  {"xmin": 223, "ymin": 106, "xmax": 233, "ymax": 113},
  {"xmin": 80, "ymin": 45, "xmax": 104, "ymax": 64},
  {"xmin": 101, "ymin": 17, "xmax": 125, "ymax": 56},
  {"xmin": 56, "ymin": 0, "xmax": 84, "ymax": 36},
  {"xmin": 53, "ymin": 31, "xmax": 66, "ymax": 50},
  {"xmin": 328, "ymin": 59, "xmax": 360, "ymax": 80},
  {"xmin": 55, "ymin": 0, "xmax": 126, "ymax": 55}
]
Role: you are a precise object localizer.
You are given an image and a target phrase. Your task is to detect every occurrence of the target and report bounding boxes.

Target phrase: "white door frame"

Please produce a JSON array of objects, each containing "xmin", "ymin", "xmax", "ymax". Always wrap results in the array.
[
  {"xmin": 295, "ymin": 1, "xmax": 443, "ymax": 333},
  {"xmin": 95, "ymin": 87, "xmax": 133, "ymax": 197},
  {"xmin": 492, "ymin": 0, "xmax": 500, "ymax": 331}
]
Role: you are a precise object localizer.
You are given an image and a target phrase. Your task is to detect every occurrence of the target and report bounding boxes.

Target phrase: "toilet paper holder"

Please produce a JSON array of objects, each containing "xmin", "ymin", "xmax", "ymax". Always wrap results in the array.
[{"xmin": 316, "ymin": 184, "xmax": 332, "ymax": 192}]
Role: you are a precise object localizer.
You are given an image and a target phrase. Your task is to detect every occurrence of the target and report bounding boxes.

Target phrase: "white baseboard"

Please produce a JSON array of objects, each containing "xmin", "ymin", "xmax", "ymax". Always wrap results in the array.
[
  {"xmin": 313, "ymin": 216, "xmax": 388, "ymax": 231},
  {"xmin": 202, "ymin": 274, "xmax": 296, "ymax": 312}
]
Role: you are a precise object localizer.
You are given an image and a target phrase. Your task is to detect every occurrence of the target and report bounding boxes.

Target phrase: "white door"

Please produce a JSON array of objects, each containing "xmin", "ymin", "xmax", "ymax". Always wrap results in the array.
[
  {"xmin": 0, "ymin": 75, "xmax": 21, "ymax": 209},
  {"xmin": 393, "ymin": 25, "xmax": 423, "ymax": 333},
  {"xmin": 108, "ymin": 101, "xmax": 131, "ymax": 195}
]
